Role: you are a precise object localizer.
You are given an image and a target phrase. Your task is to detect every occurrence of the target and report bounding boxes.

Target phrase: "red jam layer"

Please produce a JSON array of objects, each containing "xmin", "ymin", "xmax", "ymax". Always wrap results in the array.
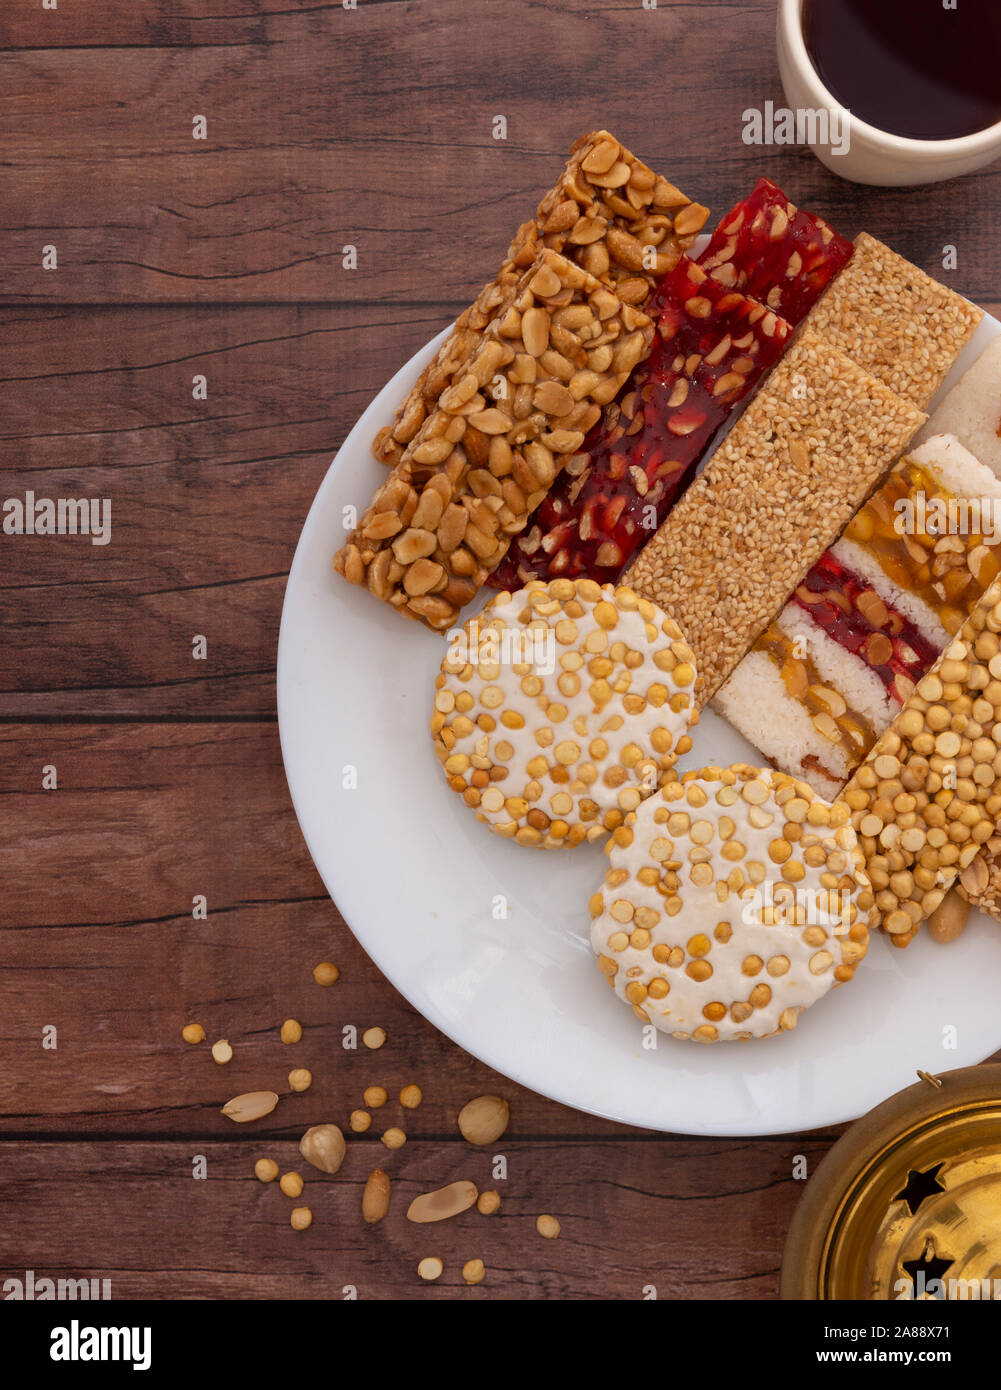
[
  {"xmin": 791, "ymin": 550, "xmax": 939, "ymax": 704},
  {"xmin": 488, "ymin": 257, "xmax": 790, "ymax": 589},
  {"xmin": 697, "ymin": 177, "xmax": 854, "ymax": 325}
]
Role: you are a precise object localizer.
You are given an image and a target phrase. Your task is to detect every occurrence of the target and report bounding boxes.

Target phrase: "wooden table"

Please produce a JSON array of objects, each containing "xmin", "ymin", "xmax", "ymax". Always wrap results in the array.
[{"xmin": 2, "ymin": 0, "xmax": 998, "ymax": 1301}]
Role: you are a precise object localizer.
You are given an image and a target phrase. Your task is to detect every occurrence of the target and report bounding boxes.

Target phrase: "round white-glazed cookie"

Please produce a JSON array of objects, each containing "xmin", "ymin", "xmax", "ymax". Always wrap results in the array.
[
  {"xmin": 589, "ymin": 764, "xmax": 874, "ymax": 1040},
  {"xmin": 431, "ymin": 579, "xmax": 700, "ymax": 848}
]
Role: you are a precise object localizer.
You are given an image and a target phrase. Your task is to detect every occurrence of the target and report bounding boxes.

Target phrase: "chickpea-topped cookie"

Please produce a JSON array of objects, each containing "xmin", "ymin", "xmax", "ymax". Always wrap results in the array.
[
  {"xmin": 590, "ymin": 765, "xmax": 875, "ymax": 1040},
  {"xmin": 431, "ymin": 579, "xmax": 699, "ymax": 848}
]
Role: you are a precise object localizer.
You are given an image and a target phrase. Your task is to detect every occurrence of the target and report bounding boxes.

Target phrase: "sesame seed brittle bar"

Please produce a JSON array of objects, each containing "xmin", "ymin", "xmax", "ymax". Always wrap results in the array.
[
  {"xmin": 372, "ymin": 130, "xmax": 709, "ymax": 467},
  {"xmin": 808, "ymin": 232, "xmax": 983, "ymax": 410},
  {"xmin": 335, "ymin": 250, "xmax": 655, "ymax": 630},
  {"xmin": 625, "ymin": 331, "xmax": 926, "ymax": 700}
]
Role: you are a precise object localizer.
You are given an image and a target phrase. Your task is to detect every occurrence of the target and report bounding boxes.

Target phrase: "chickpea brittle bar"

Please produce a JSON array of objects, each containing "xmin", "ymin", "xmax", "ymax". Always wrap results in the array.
[
  {"xmin": 808, "ymin": 232, "xmax": 983, "ymax": 410},
  {"xmin": 372, "ymin": 130, "xmax": 709, "ymax": 466},
  {"xmin": 624, "ymin": 331, "xmax": 926, "ymax": 700},
  {"xmin": 335, "ymin": 250, "xmax": 655, "ymax": 630},
  {"xmin": 842, "ymin": 578, "xmax": 1001, "ymax": 947}
]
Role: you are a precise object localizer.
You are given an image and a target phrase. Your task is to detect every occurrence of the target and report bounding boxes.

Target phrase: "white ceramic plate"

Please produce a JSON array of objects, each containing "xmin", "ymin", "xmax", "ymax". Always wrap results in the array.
[{"xmin": 277, "ymin": 275, "xmax": 1001, "ymax": 1136}]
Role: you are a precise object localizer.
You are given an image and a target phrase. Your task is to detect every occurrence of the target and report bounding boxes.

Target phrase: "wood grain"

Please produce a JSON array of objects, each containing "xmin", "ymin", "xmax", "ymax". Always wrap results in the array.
[
  {"xmin": 0, "ymin": 303, "xmax": 441, "ymax": 718},
  {"xmin": 0, "ymin": 1138, "xmax": 814, "ymax": 1300},
  {"xmin": 5, "ymin": 0, "xmax": 1001, "ymax": 1303},
  {"xmin": 2, "ymin": 1, "xmax": 999, "ymax": 304}
]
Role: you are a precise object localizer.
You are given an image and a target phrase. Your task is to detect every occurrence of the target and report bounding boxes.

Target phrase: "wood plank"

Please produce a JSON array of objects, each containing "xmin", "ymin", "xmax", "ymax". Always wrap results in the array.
[
  {"xmin": 0, "ymin": 0, "xmax": 335, "ymax": 48},
  {"xmin": 2, "ymin": 721, "xmax": 995, "ymax": 1136},
  {"xmin": 0, "ymin": 1137, "xmax": 811, "ymax": 1298},
  {"xmin": 0, "ymin": 303, "xmax": 442, "ymax": 719},
  {"xmin": 4, "ymin": 1, "xmax": 998, "ymax": 304},
  {"xmin": 0, "ymin": 720, "xmax": 695, "ymax": 1139}
]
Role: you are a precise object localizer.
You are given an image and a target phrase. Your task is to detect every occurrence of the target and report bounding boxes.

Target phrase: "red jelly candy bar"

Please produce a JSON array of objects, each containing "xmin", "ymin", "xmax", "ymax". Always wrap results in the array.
[
  {"xmin": 698, "ymin": 177, "xmax": 853, "ymax": 325},
  {"xmin": 792, "ymin": 550, "xmax": 939, "ymax": 704},
  {"xmin": 488, "ymin": 258, "xmax": 791, "ymax": 590}
]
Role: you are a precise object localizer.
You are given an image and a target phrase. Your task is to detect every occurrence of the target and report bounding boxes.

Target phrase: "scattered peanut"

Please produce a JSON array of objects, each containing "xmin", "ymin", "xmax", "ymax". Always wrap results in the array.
[
  {"xmin": 221, "ymin": 1091, "xmax": 279, "ymax": 1123},
  {"xmin": 362, "ymin": 1027, "xmax": 387, "ymax": 1050},
  {"xmin": 279, "ymin": 1172, "xmax": 304, "ymax": 1199},
  {"xmin": 363, "ymin": 1086, "xmax": 388, "ymax": 1109},
  {"xmin": 458, "ymin": 1095, "xmax": 510, "ymax": 1146},
  {"xmin": 211, "ymin": 1038, "xmax": 233, "ymax": 1065},
  {"xmin": 536, "ymin": 1214, "xmax": 561, "ymax": 1239},
  {"xmin": 280, "ymin": 1019, "xmax": 303, "ymax": 1044},
  {"xmin": 381, "ymin": 1127, "xmax": 407, "ymax": 1151},
  {"xmin": 313, "ymin": 962, "xmax": 340, "ymax": 986},
  {"xmin": 399, "ymin": 1085, "xmax": 423, "ymax": 1110},
  {"xmin": 362, "ymin": 1168, "xmax": 391, "ymax": 1224},
  {"xmin": 290, "ymin": 1207, "xmax": 312, "ymax": 1231},
  {"xmin": 462, "ymin": 1259, "xmax": 486, "ymax": 1286},
  {"xmin": 254, "ymin": 1158, "xmax": 279, "ymax": 1183},
  {"xmin": 418, "ymin": 1256, "xmax": 443, "ymax": 1282},
  {"xmin": 288, "ymin": 1068, "xmax": 312, "ymax": 1093},
  {"xmin": 349, "ymin": 1109, "xmax": 372, "ymax": 1133},
  {"xmin": 476, "ymin": 1190, "xmax": 501, "ymax": 1215},
  {"xmin": 299, "ymin": 1124, "xmax": 346, "ymax": 1174},
  {"xmin": 927, "ymin": 887, "xmax": 971, "ymax": 944},
  {"xmin": 407, "ymin": 1180, "xmax": 478, "ymax": 1224},
  {"xmin": 181, "ymin": 1023, "xmax": 205, "ymax": 1045}
]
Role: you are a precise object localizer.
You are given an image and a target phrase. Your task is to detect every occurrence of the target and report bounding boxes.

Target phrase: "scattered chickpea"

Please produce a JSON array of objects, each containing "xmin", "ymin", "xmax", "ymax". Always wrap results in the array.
[
  {"xmin": 477, "ymin": 1190, "xmax": 501, "ymax": 1215},
  {"xmin": 313, "ymin": 962, "xmax": 340, "ymax": 986},
  {"xmin": 211, "ymin": 1039, "xmax": 233, "ymax": 1065},
  {"xmin": 288, "ymin": 1068, "xmax": 312, "ymax": 1093},
  {"xmin": 462, "ymin": 1258, "xmax": 486, "ymax": 1286},
  {"xmin": 363, "ymin": 1086, "xmax": 388, "ymax": 1109},
  {"xmin": 381, "ymin": 1127, "xmax": 407, "ymax": 1150},
  {"xmin": 417, "ymin": 1256, "xmax": 443, "ymax": 1282},
  {"xmin": 279, "ymin": 1172, "xmax": 304, "ymax": 1199},
  {"xmin": 349, "ymin": 1109, "xmax": 372, "ymax": 1133},
  {"xmin": 362, "ymin": 1027, "xmax": 386, "ymax": 1050},
  {"xmin": 280, "ymin": 1019, "xmax": 303, "ymax": 1045},
  {"xmin": 290, "ymin": 1207, "xmax": 312, "ymax": 1231},
  {"xmin": 536, "ymin": 1214, "xmax": 561, "ymax": 1239},
  {"xmin": 254, "ymin": 1158, "xmax": 279, "ymax": 1184},
  {"xmin": 399, "ymin": 1084, "xmax": 423, "ymax": 1110},
  {"xmin": 181, "ymin": 1023, "xmax": 206, "ymax": 1045}
]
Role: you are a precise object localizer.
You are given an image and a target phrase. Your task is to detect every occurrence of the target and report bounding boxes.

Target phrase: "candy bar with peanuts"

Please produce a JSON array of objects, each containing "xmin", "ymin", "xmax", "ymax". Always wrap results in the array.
[
  {"xmin": 487, "ymin": 257, "xmax": 792, "ymax": 590},
  {"xmin": 335, "ymin": 250, "xmax": 655, "ymax": 630},
  {"xmin": 372, "ymin": 130, "xmax": 708, "ymax": 467},
  {"xmin": 697, "ymin": 177, "xmax": 853, "ymax": 324},
  {"xmin": 624, "ymin": 331, "xmax": 926, "ymax": 701},
  {"xmin": 713, "ymin": 434, "xmax": 1001, "ymax": 798}
]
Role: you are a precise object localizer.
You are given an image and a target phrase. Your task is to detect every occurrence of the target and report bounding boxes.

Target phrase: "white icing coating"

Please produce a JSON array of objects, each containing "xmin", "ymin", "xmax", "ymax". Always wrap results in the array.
[
  {"xmin": 432, "ymin": 580, "xmax": 698, "ymax": 849},
  {"xmin": 589, "ymin": 766, "xmax": 872, "ymax": 1041}
]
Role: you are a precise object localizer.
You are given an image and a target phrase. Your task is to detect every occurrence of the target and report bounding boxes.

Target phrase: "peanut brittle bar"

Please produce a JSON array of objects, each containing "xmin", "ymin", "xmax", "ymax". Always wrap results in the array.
[
  {"xmin": 488, "ymin": 257, "xmax": 792, "ymax": 590},
  {"xmin": 808, "ymin": 232, "xmax": 983, "ymax": 409},
  {"xmin": 335, "ymin": 250, "xmax": 655, "ymax": 630},
  {"xmin": 624, "ymin": 331, "xmax": 926, "ymax": 700},
  {"xmin": 372, "ymin": 130, "xmax": 708, "ymax": 467},
  {"xmin": 841, "ymin": 579, "xmax": 1001, "ymax": 947},
  {"xmin": 697, "ymin": 177, "xmax": 853, "ymax": 324}
]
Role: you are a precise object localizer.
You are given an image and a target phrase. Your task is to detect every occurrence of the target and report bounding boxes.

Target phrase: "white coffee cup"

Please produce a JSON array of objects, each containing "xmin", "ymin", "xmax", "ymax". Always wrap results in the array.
[{"xmin": 777, "ymin": 0, "xmax": 1001, "ymax": 186}]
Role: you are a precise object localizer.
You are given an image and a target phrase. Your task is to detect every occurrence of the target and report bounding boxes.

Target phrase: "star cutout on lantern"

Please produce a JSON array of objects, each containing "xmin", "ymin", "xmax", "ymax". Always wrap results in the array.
[
  {"xmin": 894, "ymin": 1163, "xmax": 946, "ymax": 1215},
  {"xmin": 902, "ymin": 1240, "xmax": 954, "ymax": 1299}
]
